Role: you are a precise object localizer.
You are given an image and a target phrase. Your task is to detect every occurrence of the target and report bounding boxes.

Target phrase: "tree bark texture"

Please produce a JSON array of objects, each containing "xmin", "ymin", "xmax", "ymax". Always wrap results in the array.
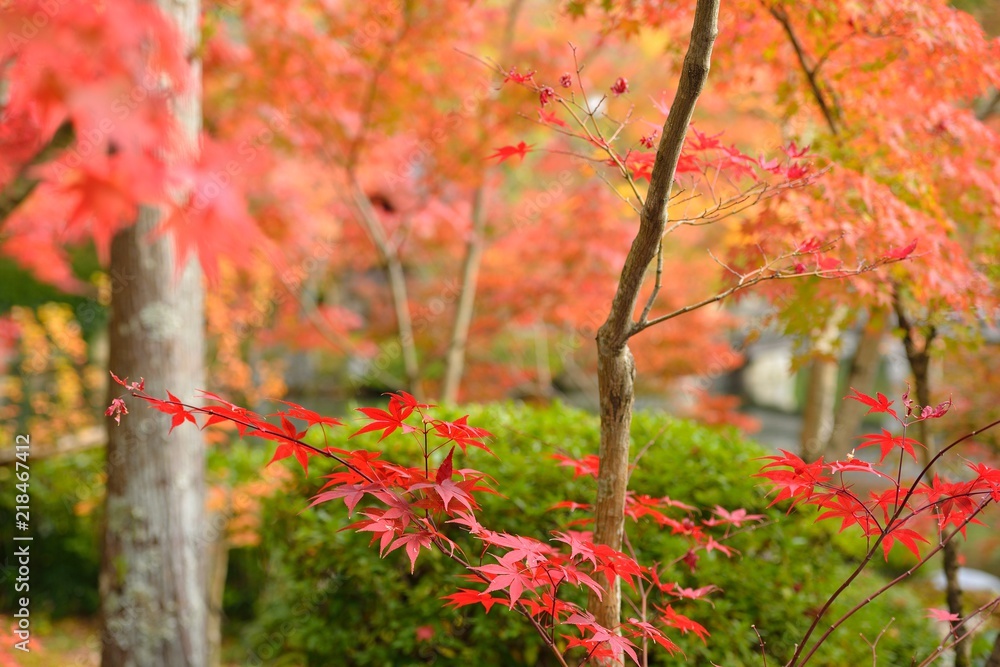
[
  {"xmin": 442, "ymin": 186, "xmax": 486, "ymax": 403},
  {"xmin": 100, "ymin": 0, "xmax": 207, "ymax": 664},
  {"xmin": 825, "ymin": 316, "xmax": 884, "ymax": 455},
  {"xmin": 589, "ymin": 1, "xmax": 719, "ymax": 658},
  {"xmin": 894, "ymin": 296, "xmax": 967, "ymax": 667},
  {"xmin": 800, "ymin": 306, "xmax": 847, "ymax": 461}
]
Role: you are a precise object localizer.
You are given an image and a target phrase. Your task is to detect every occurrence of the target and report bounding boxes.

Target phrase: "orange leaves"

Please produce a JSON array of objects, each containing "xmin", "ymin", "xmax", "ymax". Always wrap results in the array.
[{"xmin": 1, "ymin": 0, "xmax": 194, "ymax": 283}]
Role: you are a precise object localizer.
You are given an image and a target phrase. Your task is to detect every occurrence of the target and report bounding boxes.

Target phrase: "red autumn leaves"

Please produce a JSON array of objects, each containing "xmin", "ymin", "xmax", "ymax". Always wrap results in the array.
[{"xmin": 107, "ymin": 373, "xmax": 764, "ymax": 664}]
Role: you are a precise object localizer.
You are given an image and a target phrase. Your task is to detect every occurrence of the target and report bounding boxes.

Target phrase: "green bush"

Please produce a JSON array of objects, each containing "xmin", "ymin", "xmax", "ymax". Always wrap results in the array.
[
  {"xmin": 237, "ymin": 402, "xmax": 940, "ymax": 666},
  {"xmin": 0, "ymin": 449, "xmax": 104, "ymax": 618}
]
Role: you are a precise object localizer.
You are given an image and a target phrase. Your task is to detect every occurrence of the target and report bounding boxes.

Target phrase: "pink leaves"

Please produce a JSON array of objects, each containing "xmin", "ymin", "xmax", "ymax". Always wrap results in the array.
[
  {"xmin": 564, "ymin": 612, "xmax": 640, "ymax": 664},
  {"xmin": 926, "ymin": 608, "xmax": 961, "ymax": 623},
  {"xmin": 105, "ymin": 397, "xmax": 128, "ymax": 425},
  {"xmin": 552, "ymin": 453, "xmax": 600, "ymax": 478}
]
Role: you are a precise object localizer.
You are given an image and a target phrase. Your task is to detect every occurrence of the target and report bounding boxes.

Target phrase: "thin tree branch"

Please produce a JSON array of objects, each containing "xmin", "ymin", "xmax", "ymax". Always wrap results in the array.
[{"xmin": 768, "ymin": 5, "xmax": 840, "ymax": 135}]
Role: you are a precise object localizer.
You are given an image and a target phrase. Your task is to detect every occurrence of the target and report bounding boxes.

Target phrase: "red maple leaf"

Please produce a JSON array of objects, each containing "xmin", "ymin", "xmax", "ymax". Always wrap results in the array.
[
  {"xmin": 856, "ymin": 428, "xmax": 923, "ymax": 463},
  {"xmin": 430, "ymin": 416, "xmax": 493, "ymax": 453},
  {"xmin": 487, "ymin": 141, "xmax": 533, "ymax": 163},
  {"xmin": 472, "ymin": 558, "xmax": 535, "ymax": 607},
  {"xmin": 538, "ymin": 108, "xmax": 568, "ymax": 128},
  {"xmin": 881, "ymin": 525, "xmax": 929, "ymax": 560},
  {"xmin": 266, "ymin": 442, "xmax": 312, "ymax": 475},
  {"xmin": 502, "ymin": 67, "xmax": 534, "ymax": 84},
  {"xmin": 351, "ymin": 401, "xmax": 415, "ymax": 441},
  {"xmin": 704, "ymin": 506, "xmax": 765, "ymax": 528},
  {"xmin": 274, "ymin": 400, "xmax": 344, "ymax": 429},
  {"xmin": 563, "ymin": 612, "xmax": 640, "ymax": 665},
  {"xmin": 845, "ymin": 388, "xmax": 898, "ymax": 420},
  {"xmin": 624, "ymin": 618, "xmax": 681, "ymax": 655},
  {"xmin": 385, "ymin": 530, "xmax": 433, "ymax": 573},
  {"xmin": 145, "ymin": 391, "xmax": 197, "ymax": 433},
  {"xmin": 436, "ymin": 446, "xmax": 455, "ymax": 483},
  {"xmin": 442, "ymin": 588, "xmax": 505, "ymax": 613},
  {"xmin": 552, "ymin": 453, "xmax": 600, "ymax": 478},
  {"xmin": 657, "ymin": 605, "xmax": 709, "ymax": 642},
  {"xmin": 883, "ymin": 239, "xmax": 918, "ymax": 260}
]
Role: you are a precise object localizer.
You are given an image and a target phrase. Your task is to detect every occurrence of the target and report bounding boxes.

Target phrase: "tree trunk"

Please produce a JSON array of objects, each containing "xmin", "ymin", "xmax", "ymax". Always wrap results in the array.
[
  {"xmin": 590, "ymin": 342, "xmax": 636, "ymax": 638},
  {"xmin": 100, "ymin": 216, "xmax": 207, "ymax": 667},
  {"xmin": 349, "ymin": 179, "xmax": 422, "ymax": 397},
  {"xmin": 800, "ymin": 306, "xmax": 847, "ymax": 461},
  {"xmin": 825, "ymin": 316, "xmax": 884, "ymax": 455},
  {"xmin": 800, "ymin": 357, "xmax": 838, "ymax": 461},
  {"xmin": 589, "ymin": 3, "xmax": 719, "ymax": 662},
  {"xmin": 442, "ymin": 0, "xmax": 522, "ymax": 403},
  {"xmin": 100, "ymin": 0, "xmax": 206, "ymax": 664},
  {"xmin": 894, "ymin": 296, "xmax": 967, "ymax": 667},
  {"xmin": 985, "ymin": 630, "xmax": 1000, "ymax": 667},
  {"xmin": 205, "ymin": 509, "xmax": 230, "ymax": 667},
  {"xmin": 442, "ymin": 186, "xmax": 486, "ymax": 403}
]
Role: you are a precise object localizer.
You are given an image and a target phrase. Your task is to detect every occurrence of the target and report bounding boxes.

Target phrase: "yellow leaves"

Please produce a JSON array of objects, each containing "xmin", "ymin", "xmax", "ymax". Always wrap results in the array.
[{"xmin": 4, "ymin": 303, "xmax": 97, "ymax": 448}]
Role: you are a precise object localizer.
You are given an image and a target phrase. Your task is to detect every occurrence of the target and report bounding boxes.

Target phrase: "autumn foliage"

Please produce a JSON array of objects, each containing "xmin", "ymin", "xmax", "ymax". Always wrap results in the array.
[
  {"xmin": 108, "ymin": 372, "xmax": 772, "ymax": 665},
  {"xmin": 108, "ymin": 374, "xmax": 1000, "ymax": 665}
]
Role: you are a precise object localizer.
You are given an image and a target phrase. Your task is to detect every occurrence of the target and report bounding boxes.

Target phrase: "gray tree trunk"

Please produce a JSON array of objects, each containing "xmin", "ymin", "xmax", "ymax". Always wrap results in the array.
[
  {"xmin": 825, "ymin": 317, "xmax": 884, "ymax": 455},
  {"xmin": 894, "ymin": 295, "xmax": 967, "ymax": 667},
  {"xmin": 800, "ymin": 357, "xmax": 838, "ymax": 461},
  {"xmin": 442, "ymin": 187, "xmax": 486, "ymax": 403},
  {"xmin": 800, "ymin": 306, "xmax": 847, "ymax": 461},
  {"xmin": 100, "ymin": 0, "xmax": 206, "ymax": 664}
]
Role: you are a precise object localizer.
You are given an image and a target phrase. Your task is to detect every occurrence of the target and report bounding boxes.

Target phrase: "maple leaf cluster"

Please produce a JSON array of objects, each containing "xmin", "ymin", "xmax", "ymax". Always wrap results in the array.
[
  {"xmin": 757, "ymin": 387, "xmax": 1000, "ymax": 561},
  {"xmin": 107, "ymin": 373, "xmax": 767, "ymax": 665}
]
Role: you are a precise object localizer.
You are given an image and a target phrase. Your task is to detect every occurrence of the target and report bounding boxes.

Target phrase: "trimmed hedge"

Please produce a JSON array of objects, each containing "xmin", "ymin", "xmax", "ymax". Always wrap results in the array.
[{"xmin": 236, "ymin": 402, "xmax": 939, "ymax": 666}]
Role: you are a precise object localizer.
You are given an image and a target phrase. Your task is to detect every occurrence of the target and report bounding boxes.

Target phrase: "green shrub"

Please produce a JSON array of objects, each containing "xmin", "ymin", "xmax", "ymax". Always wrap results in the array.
[
  {"xmin": 0, "ymin": 449, "xmax": 104, "ymax": 618},
  {"xmin": 237, "ymin": 402, "xmax": 939, "ymax": 666}
]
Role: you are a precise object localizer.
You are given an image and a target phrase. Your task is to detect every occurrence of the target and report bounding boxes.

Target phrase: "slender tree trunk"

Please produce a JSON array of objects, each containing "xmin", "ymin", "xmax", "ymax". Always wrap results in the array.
[
  {"xmin": 100, "ymin": 0, "xmax": 206, "ymax": 664},
  {"xmin": 825, "ymin": 316, "xmax": 884, "ymax": 454},
  {"xmin": 800, "ymin": 306, "xmax": 847, "ymax": 461},
  {"xmin": 589, "ymin": 3, "xmax": 719, "ymax": 661},
  {"xmin": 534, "ymin": 321, "xmax": 552, "ymax": 394},
  {"xmin": 205, "ymin": 510, "xmax": 230, "ymax": 667},
  {"xmin": 349, "ymin": 180, "xmax": 422, "ymax": 397},
  {"xmin": 985, "ymin": 630, "xmax": 1000, "ymax": 667},
  {"xmin": 894, "ymin": 295, "xmax": 967, "ymax": 667},
  {"xmin": 442, "ymin": 186, "xmax": 486, "ymax": 403},
  {"xmin": 441, "ymin": 0, "xmax": 523, "ymax": 403},
  {"xmin": 800, "ymin": 358, "xmax": 838, "ymax": 460}
]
